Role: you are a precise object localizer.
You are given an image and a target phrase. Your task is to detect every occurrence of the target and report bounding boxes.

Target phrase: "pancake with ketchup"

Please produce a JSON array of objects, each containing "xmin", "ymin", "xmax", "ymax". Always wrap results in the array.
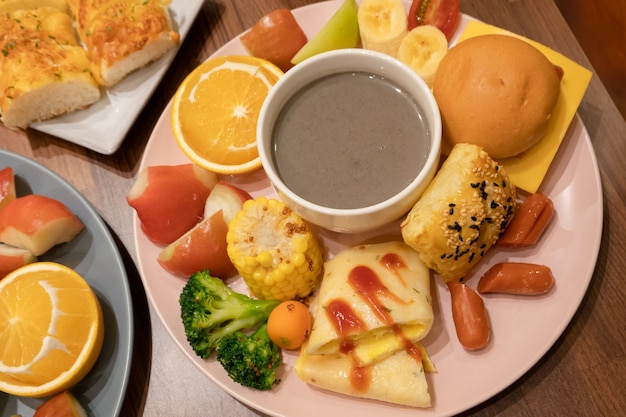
[{"xmin": 294, "ymin": 241, "xmax": 434, "ymax": 407}]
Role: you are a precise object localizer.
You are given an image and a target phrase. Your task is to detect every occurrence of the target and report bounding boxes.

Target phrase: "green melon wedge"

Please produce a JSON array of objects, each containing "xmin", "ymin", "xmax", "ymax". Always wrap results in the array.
[{"xmin": 291, "ymin": 0, "xmax": 360, "ymax": 65}]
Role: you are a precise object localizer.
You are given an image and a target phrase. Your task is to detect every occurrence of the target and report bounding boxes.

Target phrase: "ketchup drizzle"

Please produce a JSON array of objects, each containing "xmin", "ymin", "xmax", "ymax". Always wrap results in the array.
[{"xmin": 323, "ymin": 251, "xmax": 426, "ymax": 392}]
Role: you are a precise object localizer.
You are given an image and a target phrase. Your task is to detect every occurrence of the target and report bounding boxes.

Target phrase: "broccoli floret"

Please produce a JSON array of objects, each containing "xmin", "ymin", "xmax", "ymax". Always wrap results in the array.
[
  {"xmin": 216, "ymin": 323, "xmax": 281, "ymax": 391},
  {"xmin": 179, "ymin": 270, "xmax": 280, "ymax": 359}
]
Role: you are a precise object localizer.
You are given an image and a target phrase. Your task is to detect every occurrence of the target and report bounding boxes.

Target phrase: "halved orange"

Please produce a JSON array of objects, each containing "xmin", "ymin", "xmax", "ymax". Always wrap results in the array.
[
  {"xmin": 171, "ymin": 55, "xmax": 284, "ymax": 175},
  {"xmin": 0, "ymin": 262, "xmax": 104, "ymax": 398}
]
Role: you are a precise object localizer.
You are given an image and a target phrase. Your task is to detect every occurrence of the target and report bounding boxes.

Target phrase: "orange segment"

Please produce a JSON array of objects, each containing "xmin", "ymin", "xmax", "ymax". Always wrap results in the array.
[
  {"xmin": 0, "ymin": 262, "xmax": 104, "ymax": 397},
  {"xmin": 171, "ymin": 55, "xmax": 284, "ymax": 175}
]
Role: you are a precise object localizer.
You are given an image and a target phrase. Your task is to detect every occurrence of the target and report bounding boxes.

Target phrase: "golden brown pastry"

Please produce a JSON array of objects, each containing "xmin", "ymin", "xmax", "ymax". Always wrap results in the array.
[
  {"xmin": 0, "ymin": 6, "xmax": 100, "ymax": 129},
  {"xmin": 70, "ymin": 0, "xmax": 180, "ymax": 86},
  {"xmin": 0, "ymin": 0, "xmax": 68, "ymax": 12},
  {"xmin": 433, "ymin": 34, "xmax": 561, "ymax": 159},
  {"xmin": 401, "ymin": 143, "xmax": 516, "ymax": 282}
]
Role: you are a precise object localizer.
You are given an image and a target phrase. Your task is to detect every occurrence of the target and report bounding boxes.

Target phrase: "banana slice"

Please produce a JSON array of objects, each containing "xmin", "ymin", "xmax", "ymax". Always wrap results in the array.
[
  {"xmin": 357, "ymin": 0, "xmax": 408, "ymax": 57},
  {"xmin": 397, "ymin": 25, "xmax": 448, "ymax": 88}
]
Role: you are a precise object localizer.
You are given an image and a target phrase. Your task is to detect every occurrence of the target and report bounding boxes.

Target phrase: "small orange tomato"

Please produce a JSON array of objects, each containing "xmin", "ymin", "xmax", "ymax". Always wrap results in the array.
[{"xmin": 267, "ymin": 300, "xmax": 312, "ymax": 350}]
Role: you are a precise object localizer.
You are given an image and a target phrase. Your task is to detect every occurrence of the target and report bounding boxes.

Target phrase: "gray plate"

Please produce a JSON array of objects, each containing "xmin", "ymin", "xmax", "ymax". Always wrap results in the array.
[{"xmin": 0, "ymin": 150, "xmax": 133, "ymax": 416}]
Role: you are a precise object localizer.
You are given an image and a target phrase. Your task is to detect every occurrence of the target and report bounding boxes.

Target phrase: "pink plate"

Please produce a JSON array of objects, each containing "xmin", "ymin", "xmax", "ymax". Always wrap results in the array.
[{"xmin": 133, "ymin": 2, "xmax": 603, "ymax": 416}]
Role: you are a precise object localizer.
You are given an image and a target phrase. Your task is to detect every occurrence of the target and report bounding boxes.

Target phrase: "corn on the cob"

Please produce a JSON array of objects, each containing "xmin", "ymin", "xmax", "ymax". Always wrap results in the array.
[{"xmin": 226, "ymin": 197, "xmax": 324, "ymax": 301}]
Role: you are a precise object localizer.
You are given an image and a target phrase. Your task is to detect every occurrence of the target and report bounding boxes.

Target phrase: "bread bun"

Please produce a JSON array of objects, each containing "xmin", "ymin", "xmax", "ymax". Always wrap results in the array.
[
  {"xmin": 433, "ymin": 34, "xmax": 560, "ymax": 159},
  {"xmin": 401, "ymin": 143, "xmax": 516, "ymax": 282}
]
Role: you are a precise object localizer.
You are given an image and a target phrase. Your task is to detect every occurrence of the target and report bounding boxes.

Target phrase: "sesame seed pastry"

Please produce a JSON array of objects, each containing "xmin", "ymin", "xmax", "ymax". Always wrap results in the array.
[{"xmin": 401, "ymin": 143, "xmax": 516, "ymax": 282}]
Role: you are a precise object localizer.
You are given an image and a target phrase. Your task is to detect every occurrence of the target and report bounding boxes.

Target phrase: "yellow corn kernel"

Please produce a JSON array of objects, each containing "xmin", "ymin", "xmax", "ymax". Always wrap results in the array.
[{"xmin": 226, "ymin": 197, "xmax": 324, "ymax": 300}]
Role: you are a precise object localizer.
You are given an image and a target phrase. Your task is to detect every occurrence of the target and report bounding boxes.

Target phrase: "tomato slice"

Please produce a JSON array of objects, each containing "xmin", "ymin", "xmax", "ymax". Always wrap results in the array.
[{"xmin": 408, "ymin": 0, "xmax": 461, "ymax": 42}]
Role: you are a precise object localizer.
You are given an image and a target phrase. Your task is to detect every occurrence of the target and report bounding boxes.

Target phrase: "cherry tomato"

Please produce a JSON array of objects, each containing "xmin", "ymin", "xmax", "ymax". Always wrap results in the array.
[
  {"xmin": 240, "ymin": 9, "xmax": 308, "ymax": 72},
  {"xmin": 408, "ymin": 0, "xmax": 461, "ymax": 42},
  {"xmin": 267, "ymin": 300, "xmax": 312, "ymax": 350}
]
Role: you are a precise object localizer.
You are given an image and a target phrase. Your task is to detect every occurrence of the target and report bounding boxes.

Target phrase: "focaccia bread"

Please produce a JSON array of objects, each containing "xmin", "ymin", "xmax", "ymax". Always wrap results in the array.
[
  {"xmin": 295, "ymin": 242, "xmax": 435, "ymax": 407},
  {"xmin": 0, "ymin": 0, "xmax": 68, "ymax": 12},
  {"xmin": 70, "ymin": 0, "xmax": 180, "ymax": 86},
  {"xmin": 0, "ymin": 7, "xmax": 100, "ymax": 129},
  {"xmin": 401, "ymin": 143, "xmax": 517, "ymax": 282}
]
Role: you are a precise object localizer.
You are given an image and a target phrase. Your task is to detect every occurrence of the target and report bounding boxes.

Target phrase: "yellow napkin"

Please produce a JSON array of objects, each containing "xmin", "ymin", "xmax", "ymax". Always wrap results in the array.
[{"xmin": 456, "ymin": 20, "xmax": 592, "ymax": 194}]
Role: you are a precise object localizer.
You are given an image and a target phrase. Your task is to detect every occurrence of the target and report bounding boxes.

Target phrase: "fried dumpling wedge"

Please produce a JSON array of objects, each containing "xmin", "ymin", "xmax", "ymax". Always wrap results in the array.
[
  {"xmin": 295, "ymin": 341, "xmax": 433, "ymax": 408},
  {"xmin": 306, "ymin": 241, "xmax": 434, "ymax": 366},
  {"xmin": 296, "ymin": 242, "xmax": 435, "ymax": 407}
]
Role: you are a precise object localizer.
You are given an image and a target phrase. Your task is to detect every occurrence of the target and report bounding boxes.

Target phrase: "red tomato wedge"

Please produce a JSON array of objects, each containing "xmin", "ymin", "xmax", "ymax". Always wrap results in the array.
[
  {"xmin": 408, "ymin": 0, "xmax": 461, "ymax": 42},
  {"xmin": 240, "ymin": 9, "xmax": 308, "ymax": 72}
]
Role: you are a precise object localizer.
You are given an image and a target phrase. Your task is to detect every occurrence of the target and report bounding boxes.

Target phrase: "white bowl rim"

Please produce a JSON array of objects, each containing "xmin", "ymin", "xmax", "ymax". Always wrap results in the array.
[{"xmin": 258, "ymin": 48, "xmax": 442, "ymax": 219}]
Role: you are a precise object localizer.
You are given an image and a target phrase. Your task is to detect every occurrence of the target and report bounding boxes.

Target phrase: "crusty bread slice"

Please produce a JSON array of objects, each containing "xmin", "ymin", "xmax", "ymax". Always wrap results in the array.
[
  {"xmin": 0, "ymin": 0, "xmax": 68, "ymax": 12},
  {"xmin": 0, "ymin": 7, "xmax": 100, "ymax": 130},
  {"xmin": 72, "ymin": 0, "xmax": 180, "ymax": 86}
]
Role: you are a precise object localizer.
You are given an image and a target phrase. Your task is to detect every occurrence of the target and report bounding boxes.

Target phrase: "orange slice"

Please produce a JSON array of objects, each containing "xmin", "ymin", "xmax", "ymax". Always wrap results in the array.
[
  {"xmin": 171, "ymin": 55, "xmax": 284, "ymax": 175},
  {"xmin": 0, "ymin": 261, "xmax": 104, "ymax": 398}
]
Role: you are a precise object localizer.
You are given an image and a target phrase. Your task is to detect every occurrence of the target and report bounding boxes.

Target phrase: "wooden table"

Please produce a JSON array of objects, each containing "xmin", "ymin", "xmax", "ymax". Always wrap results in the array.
[{"xmin": 2, "ymin": 1, "xmax": 625, "ymax": 416}]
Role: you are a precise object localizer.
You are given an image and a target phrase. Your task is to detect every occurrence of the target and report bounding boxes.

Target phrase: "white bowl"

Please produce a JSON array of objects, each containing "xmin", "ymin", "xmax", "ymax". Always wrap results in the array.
[{"xmin": 257, "ymin": 48, "xmax": 441, "ymax": 233}]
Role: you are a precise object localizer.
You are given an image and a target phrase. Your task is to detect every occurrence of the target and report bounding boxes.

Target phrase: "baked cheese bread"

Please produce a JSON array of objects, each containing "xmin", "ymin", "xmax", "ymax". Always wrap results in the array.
[
  {"xmin": 295, "ymin": 242, "xmax": 435, "ymax": 407},
  {"xmin": 401, "ymin": 143, "xmax": 517, "ymax": 282},
  {"xmin": 0, "ymin": 7, "xmax": 100, "ymax": 130},
  {"xmin": 70, "ymin": 0, "xmax": 180, "ymax": 86},
  {"xmin": 0, "ymin": 0, "xmax": 68, "ymax": 12}
]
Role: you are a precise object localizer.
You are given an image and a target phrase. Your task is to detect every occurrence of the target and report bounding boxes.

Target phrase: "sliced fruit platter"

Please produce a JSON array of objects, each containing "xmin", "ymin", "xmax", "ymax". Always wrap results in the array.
[
  {"xmin": 0, "ymin": 150, "xmax": 133, "ymax": 417},
  {"xmin": 131, "ymin": 1, "xmax": 601, "ymax": 416}
]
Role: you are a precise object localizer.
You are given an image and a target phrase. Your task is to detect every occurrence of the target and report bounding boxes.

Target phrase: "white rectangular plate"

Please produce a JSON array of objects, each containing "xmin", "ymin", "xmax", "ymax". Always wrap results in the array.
[{"xmin": 31, "ymin": 0, "xmax": 204, "ymax": 155}]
